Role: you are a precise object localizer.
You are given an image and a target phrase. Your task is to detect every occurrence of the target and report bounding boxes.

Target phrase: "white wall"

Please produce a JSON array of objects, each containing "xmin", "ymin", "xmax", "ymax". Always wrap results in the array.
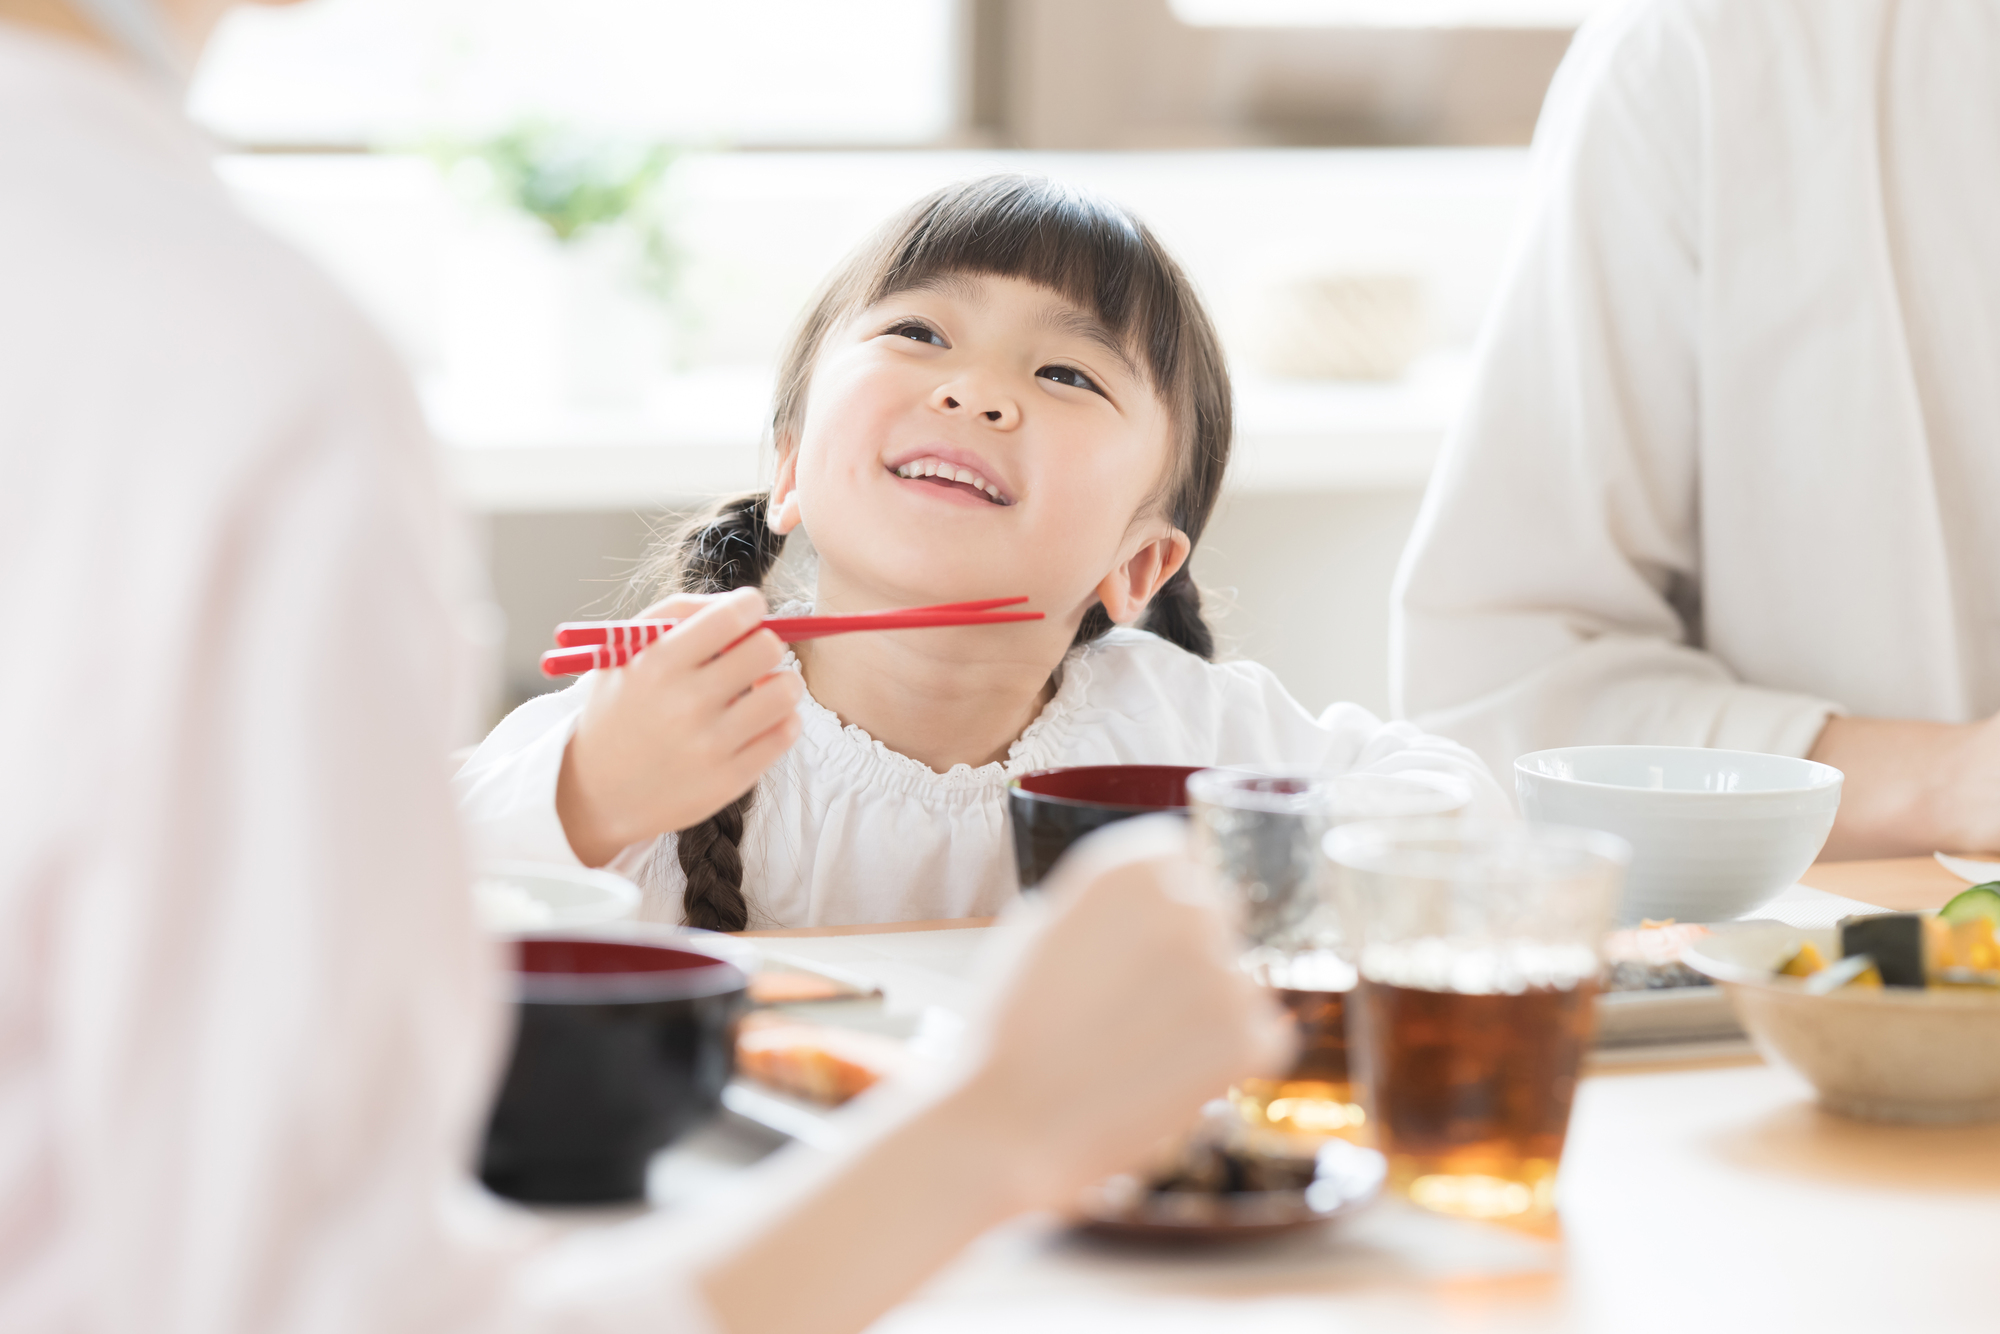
[{"xmin": 1199, "ymin": 487, "xmax": 1426, "ymax": 717}]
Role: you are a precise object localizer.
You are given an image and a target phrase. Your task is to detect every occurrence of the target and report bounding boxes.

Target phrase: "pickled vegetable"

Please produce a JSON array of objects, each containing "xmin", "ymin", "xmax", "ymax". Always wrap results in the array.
[
  {"xmin": 1939, "ymin": 883, "xmax": 2000, "ymax": 928},
  {"xmin": 1778, "ymin": 941, "xmax": 1828, "ymax": 977}
]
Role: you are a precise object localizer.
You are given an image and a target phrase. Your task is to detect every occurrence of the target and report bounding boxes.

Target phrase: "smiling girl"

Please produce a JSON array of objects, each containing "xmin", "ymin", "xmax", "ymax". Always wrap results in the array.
[{"xmin": 457, "ymin": 175, "xmax": 1504, "ymax": 929}]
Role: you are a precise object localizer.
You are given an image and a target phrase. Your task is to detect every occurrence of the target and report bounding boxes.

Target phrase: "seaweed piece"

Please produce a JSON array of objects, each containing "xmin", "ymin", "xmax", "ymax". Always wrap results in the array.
[{"xmin": 1839, "ymin": 913, "xmax": 1926, "ymax": 988}]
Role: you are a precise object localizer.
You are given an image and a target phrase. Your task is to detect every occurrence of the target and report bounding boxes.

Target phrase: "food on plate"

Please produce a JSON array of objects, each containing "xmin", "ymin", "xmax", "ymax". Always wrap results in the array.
[
  {"xmin": 746, "ymin": 967, "xmax": 876, "ymax": 1005},
  {"xmin": 1778, "ymin": 940, "xmax": 1828, "ymax": 977},
  {"xmin": 735, "ymin": 1013, "xmax": 910, "ymax": 1106},
  {"xmin": 1141, "ymin": 1129, "xmax": 1320, "ymax": 1197},
  {"xmin": 1078, "ymin": 1102, "xmax": 1384, "ymax": 1238},
  {"xmin": 472, "ymin": 878, "xmax": 556, "ymax": 931},
  {"xmin": 1800, "ymin": 953, "xmax": 1882, "ymax": 995},
  {"xmin": 1112, "ymin": 1103, "xmax": 1321, "ymax": 1205},
  {"xmin": 1603, "ymin": 920, "xmax": 1713, "ymax": 991},
  {"xmin": 1940, "ymin": 883, "xmax": 2000, "ymax": 928},
  {"xmin": 1840, "ymin": 913, "xmax": 1928, "ymax": 987},
  {"xmin": 1772, "ymin": 910, "xmax": 2000, "ymax": 992}
]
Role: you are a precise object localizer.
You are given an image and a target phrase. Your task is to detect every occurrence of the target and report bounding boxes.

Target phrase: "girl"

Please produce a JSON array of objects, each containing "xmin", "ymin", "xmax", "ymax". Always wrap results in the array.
[{"xmin": 456, "ymin": 174, "xmax": 1504, "ymax": 929}]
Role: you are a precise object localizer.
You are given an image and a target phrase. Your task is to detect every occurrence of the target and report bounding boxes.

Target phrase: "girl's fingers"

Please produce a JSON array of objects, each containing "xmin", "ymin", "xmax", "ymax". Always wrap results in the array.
[
  {"xmin": 715, "ymin": 670, "xmax": 806, "ymax": 753},
  {"xmin": 706, "ymin": 625, "xmax": 790, "ymax": 692},
  {"xmin": 722, "ymin": 710, "xmax": 804, "ymax": 789},
  {"xmin": 636, "ymin": 587, "xmax": 770, "ymax": 677}
]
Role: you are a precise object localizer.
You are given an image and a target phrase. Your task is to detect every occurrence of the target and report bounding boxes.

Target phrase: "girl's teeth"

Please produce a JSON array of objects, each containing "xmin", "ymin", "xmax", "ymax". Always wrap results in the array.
[{"xmin": 893, "ymin": 457, "xmax": 1007, "ymax": 504}]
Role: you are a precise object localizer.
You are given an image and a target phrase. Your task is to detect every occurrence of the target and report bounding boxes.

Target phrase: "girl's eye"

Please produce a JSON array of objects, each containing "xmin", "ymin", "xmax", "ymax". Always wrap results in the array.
[
  {"xmin": 1037, "ymin": 363, "xmax": 1105, "ymax": 396},
  {"xmin": 888, "ymin": 321, "xmax": 947, "ymax": 347}
]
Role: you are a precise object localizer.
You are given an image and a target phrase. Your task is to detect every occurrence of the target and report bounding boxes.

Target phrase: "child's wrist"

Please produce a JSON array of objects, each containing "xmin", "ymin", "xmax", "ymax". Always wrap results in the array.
[{"xmin": 554, "ymin": 737, "xmax": 627, "ymax": 867}]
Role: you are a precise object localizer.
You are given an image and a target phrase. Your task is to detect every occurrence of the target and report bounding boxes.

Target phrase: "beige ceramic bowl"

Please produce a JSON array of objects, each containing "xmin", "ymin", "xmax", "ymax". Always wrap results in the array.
[{"xmin": 1685, "ymin": 922, "xmax": 2000, "ymax": 1124}]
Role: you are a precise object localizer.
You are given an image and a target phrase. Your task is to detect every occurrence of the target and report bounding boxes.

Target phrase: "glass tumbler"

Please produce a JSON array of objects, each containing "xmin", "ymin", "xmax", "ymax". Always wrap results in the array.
[
  {"xmin": 1324, "ymin": 820, "xmax": 1627, "ymax": 1224},
  {"xmin": 1189, "ymin": 770, "xmax": 1478, "ymax": 1143}
]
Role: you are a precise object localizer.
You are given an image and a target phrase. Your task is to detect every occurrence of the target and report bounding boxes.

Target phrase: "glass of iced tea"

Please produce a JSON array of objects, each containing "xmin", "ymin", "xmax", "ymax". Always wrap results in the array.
[
  {"xmin": 1324, "ymin": 820, "xmax": 1627, "ymax": 1224},
  {"xmin": 1187, "ymin": 770, "xmax": 1471, "ymax": 1145}
]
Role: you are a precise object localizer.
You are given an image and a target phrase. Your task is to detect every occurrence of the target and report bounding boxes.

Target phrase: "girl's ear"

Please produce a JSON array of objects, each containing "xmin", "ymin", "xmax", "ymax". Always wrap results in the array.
[
  {"xmin": 768, "ymin": 445, "xmax": 804, "ymax": 535},
  {"xmin": 1095, "ymin": 528, "xmax": 1191, "ymax": 624}
]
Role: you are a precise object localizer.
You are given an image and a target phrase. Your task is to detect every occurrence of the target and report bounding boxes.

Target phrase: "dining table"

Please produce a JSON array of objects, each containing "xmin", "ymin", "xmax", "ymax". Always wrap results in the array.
[{"xmin": 647, "ymin": 855, "xmax": 2000, "ymax": 1334}]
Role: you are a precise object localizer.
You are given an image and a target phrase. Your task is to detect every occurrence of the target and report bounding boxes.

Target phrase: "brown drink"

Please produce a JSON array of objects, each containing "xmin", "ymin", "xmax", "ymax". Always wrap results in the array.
[
  {"xmin": 1355, "ymin": 975, "xmax": 1598, "ymax": 1219},
  {"xmin": 1229, "ymin": 948, "xmax": 1367, "ymax": 1142},
  {"xmin": 1327, "ymin": 822, "xmax": 1625, "ymax": 1225},
  {"xmin": 1231, "ymin": 985, "xmax": 1367, "ymax": 1140}
]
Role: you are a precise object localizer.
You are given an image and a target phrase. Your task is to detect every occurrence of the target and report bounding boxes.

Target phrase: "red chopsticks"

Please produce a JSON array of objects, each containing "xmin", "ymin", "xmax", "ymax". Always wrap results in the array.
[{"xmin": 540, "ymin": 597, "xmax": 1044, "ymax": 677}]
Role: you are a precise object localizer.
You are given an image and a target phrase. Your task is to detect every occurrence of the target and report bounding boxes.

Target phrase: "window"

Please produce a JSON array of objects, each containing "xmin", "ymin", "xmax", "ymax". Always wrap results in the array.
[
  {"xmin": 189, "ymin": 0, "xmax": 962, "ymax": 149},
  {"xmin": 1169, "ymin": 0, "xmax": 1601, "ymax": 26}
]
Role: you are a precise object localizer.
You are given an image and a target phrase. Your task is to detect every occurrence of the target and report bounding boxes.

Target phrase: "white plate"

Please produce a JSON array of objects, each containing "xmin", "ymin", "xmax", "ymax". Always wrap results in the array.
[
  {"xmin": 474, "ymin": 861, "xmax": 641, "ymax": 932},
  {"xmin": 1935, "ymin": 852, "xmax": 2000, "ymax": 886},
  {"xmin": 1596, "ymin": 986, "xmax": 1740, "ymax": 1048}
]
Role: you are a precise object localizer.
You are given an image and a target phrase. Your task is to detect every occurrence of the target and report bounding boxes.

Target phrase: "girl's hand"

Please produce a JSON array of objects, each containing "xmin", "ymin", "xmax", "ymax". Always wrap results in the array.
[{"xmin": 555, "ymin": 588, "xmax": 806, "ymax": 867}]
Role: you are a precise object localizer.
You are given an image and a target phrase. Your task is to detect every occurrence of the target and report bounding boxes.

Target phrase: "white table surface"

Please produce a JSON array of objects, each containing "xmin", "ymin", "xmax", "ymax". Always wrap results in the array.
[{"xmin": 644, "ymin": 873, "xmax": 2000, "ymax": 1333}]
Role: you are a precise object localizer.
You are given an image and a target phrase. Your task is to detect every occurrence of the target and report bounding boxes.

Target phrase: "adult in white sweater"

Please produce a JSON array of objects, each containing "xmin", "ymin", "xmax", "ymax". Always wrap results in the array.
[{"xmin": 1394, "ymin": 0, "xmax": 2000, "ymax": 858}]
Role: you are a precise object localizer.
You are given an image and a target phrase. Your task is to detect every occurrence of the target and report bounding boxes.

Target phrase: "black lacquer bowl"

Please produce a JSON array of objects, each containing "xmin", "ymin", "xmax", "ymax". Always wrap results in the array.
[
  {"xmin": 480, "ymin": 934, "xmax": 749, "ymax": 1205},
  {"xmin": 1007, "ymin": 764, "xmax": 1201, "ymax": 890}
]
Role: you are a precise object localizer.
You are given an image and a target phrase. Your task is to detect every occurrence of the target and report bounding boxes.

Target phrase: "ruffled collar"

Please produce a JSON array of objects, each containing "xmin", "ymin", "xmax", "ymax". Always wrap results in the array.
[{"xmin": 776, "ymin": 600, "xmax": 1096, "ymax": 793}]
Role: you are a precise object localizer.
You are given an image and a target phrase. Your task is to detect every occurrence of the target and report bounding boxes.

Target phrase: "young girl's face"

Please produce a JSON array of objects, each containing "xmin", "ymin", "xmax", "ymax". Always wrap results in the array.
[{"xmin": 772, "ymin": 273, "xmax": 1186, "ymax": 628}]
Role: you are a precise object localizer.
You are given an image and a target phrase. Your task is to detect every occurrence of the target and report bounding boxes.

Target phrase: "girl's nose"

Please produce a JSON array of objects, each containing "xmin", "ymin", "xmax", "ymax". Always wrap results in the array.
[{"xmin": 929, "ymin": 379, "xmax": 1019, "ymax": 429}]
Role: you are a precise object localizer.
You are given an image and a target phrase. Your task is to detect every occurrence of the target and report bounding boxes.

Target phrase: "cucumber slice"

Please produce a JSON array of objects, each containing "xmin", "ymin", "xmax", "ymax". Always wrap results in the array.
[{"xmin": 1939, "ymin": 883, "xmax": 2000, "ymax": 926}]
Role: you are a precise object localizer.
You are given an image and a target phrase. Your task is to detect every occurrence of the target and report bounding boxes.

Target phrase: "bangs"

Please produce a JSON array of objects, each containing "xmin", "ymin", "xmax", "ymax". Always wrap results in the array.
[{"xmin": 866, "ymin": 175, "xmax": 1191, "ymax": 394}]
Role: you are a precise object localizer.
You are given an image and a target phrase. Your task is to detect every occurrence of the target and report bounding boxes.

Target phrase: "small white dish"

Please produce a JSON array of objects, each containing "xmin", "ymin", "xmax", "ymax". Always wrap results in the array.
[
  {"xmin": 1515, "ymin": 746, "xmax": 1842, "ymax": 924},
  {"xmin": 475, "ymin": 861, "xmax": 641, "ymax": 933},
  {"xmin": 1685, "ymin": 922, "xmax": 2000, "ymax": 1124},
  {"xmin": 1935, "ymin": 851, "xmax": 2000, "ymax": 885}
]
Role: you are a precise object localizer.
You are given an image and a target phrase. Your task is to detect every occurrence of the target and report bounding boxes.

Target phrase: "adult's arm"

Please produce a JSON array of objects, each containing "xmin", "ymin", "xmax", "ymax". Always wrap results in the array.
[
  {"xmin": 1391, "ymin": 5, "xmax": 1842, "ymax": 784},
  {"xmin": 1391, "ymin": 4, "xmax": 2000, "ymax": 856},
  {"xmin": 698, "ymin": 819, "xmax": 1291, "ymax": 1334}
]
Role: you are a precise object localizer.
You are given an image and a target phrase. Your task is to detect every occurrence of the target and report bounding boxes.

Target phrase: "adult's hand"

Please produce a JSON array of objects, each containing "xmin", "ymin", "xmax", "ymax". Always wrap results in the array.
[
  {"xmin": 1810, "ymin": 712, "xmax": 2000, "ymax": 859},
  {"xmin": 697, "ymin": 818, "xmax": 1292, "ymax": 1334},
  {"xmin": 950, "ymin": 816, "xmax": 1296, "ymax": 1208},
  {"xmin": 555, "ymin": 587, "xmax": 806, "ymax": 867}
]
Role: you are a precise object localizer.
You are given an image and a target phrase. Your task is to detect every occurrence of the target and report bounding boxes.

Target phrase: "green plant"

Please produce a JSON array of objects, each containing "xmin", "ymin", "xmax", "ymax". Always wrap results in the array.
[{"xmin": 473, "ymin": 122, "xmax": 671, "ymax": 242}]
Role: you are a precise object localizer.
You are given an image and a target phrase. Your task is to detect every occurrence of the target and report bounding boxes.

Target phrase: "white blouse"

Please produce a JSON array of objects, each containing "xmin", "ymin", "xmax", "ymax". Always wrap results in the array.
[
  {"xmin": 456, "ymin": 621, "xmax": 1508, "ymax": 928},
  {"xmin": 1393, "ymin": 0, "xmax": 2000, "ymax": 781}
]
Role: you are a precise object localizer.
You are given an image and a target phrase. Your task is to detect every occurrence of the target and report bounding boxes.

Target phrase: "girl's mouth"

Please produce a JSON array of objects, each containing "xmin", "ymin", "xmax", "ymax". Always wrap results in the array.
[{"xmin": 890, "ymin": 456, "xmax": 1012, "ymax": 506}]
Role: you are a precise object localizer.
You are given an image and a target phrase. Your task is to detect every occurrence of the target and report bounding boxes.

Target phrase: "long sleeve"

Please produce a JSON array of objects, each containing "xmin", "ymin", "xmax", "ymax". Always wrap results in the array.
[
  {"xmin": 453, "ymin": 681, "xmax": 664, "ymax": 884},
  {"xmin": 1390, "ymin": 1, "xmax": 1841, "ymax": 783},
  {"xmin": 455, "ymin": 684, "xmax": 592, "ymax": 867}
]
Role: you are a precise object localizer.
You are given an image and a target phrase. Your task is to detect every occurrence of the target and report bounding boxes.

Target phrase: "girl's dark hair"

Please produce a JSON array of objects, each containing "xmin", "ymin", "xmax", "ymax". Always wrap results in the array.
[{"xmin": 641, "ymin": 174, "xmax": 1233, "ymax": 931}]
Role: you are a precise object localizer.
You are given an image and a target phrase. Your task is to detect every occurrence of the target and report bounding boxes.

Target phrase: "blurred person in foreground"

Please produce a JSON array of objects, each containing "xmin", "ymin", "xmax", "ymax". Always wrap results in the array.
[
  {"xmin": 0, "ymin": 2, "xmax": 1292, "ymax": 1332},
  {"xmin": 1394, "ymin": 0, "xmax": 2000, "ymax": 859}
]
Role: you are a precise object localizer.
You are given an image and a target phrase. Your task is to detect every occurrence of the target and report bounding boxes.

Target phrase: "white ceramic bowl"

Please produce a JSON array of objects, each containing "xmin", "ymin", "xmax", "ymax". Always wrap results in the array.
[
  {"xmin": 1685, "ymin": 922, "xmax": 2000, "ymax": 1124},
  {"xmin": 1515, "ymin": 746, "xmax": 1841, "ymax": 924},
  {"xmin": 474, "ymin": 861, "xmax": 641, "ymax": 933}
]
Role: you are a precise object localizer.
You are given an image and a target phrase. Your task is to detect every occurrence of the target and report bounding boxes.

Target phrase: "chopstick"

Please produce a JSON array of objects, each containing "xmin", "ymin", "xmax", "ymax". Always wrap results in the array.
[
  {"xmin": 552, "ymin": 597, "xmax": 1029, "ymax": 648},
  {"xmin": 540, "ymin": 597, "xmax": 1044, "ymax": 677}
]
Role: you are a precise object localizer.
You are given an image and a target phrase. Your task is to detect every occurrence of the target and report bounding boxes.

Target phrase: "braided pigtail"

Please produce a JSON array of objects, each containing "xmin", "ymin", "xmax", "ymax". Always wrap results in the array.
[
  {"xmin": 660, "ymin": 493, "xmax": 786, "ymax": 932},
  {"xmin": 1140, "ymin": 567, "xmax": 1213, "ymax": 661}
]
